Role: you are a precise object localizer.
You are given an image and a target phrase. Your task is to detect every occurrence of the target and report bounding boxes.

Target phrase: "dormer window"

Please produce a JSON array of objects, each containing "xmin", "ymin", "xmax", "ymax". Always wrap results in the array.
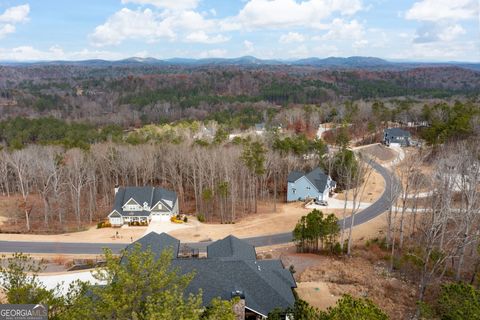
[
  {"xmin": 123, "ymin": 198, "xmax": 141, "ymax": 211},
  {"xmin": 143, "ymin": 202, "xmax": 150, "ymax": 210}
]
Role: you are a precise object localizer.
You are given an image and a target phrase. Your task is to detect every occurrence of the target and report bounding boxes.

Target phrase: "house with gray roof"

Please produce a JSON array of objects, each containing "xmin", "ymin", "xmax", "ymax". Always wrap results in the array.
[
  {"xmin": 125, "ymin": 232, "xmax": 296, "ymax": 319},
  {"xmin": 107, "ymin": 186, "xmax": 178, "ymax": 226},
  {"xmin": 287, "ymin": 167, "xmax": 336, "ymax": 202},
  {"xmin": 383, "ymin": 128, "xmax": 411, "ymax": 147}
]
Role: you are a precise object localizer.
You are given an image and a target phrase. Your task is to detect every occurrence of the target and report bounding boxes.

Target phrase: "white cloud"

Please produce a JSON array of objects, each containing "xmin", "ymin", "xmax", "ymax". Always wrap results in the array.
[
  {"xmin": 413, "ymin": 22, "xmax": 467, "ymax": 43},
  {"xmin": 279, "ymin": 32, "xmax": 306, "ymax": 43},
  {"xmin": 173, "ymin": 10, "xmax": 215, "ymax": 31},
  {"xmin": 185, "ymin": 31, "xmax": 229, "ymax": 44},
  {"xmin": 0, "ymin": 4, "xmax": 30, "ymax": 23},
  {"xmin": 405, "ymin": 0, "xmax": 477, "ymax": 21},
  {"xmin": 405, "ymin": 1, "xmax": 475, "ymax": 46},
  {"xmin": 198, "ymin": 49, "xmax": 227, "ymax": 58},
  {"xmin": 231, "ymin": 0, "xmax": 363, "ymax": 30},
  {"xmin": 244, "ymin": 40, "xmax": 254, "ymax": 54},
  {"xmin": 90, "ymin": 8, "xmax": 175, "ymax": 46},
  {"xmin": 438, "ymin": 24, "xmax": 466, "ymax": 41},
  {"xmin": 90, "ymin": 6, "xmax": 221, "ymax": 46},
  {"xmin": 0, "ymin": 4, "xmax": 30, "ymax": 39},
  {"xmin": 389, "ymin": 40, "xmax": 478, "ymax": 62},
  {"xmin": 121, "ymin": 0, "xmax": 199, "ymax": 10},
  {"xmin": 0, "ymin": 24, "xmax": 15, "ymax": 38},
  {"xmin": 91, "ymin": 0, "xmax": 365, "ymax": 48},
  {"xmin": 320, "ymin": 19, "xmax": 364, "ymax": 40},
  {"xmin": 353, "ymin": 39, "xmax": 368, "ymax": 48}
]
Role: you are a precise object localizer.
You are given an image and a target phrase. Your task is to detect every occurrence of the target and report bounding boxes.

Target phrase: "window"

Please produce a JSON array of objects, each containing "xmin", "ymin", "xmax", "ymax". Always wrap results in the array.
[
  {"xmin": 292, "ymin": 188, "xmax": 296, "ymax": 194},
  {"xmin": 306, "ymin": 186, "xmax": 311, "ymax": 190},
  {"xmin": 124, "ymin": 204, "xmax": 141, "ymax": 211}
]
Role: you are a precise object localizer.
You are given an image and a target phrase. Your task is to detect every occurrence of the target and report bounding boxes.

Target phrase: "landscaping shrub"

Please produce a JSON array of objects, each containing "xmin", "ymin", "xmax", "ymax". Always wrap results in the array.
[
  {"xmin": 97, "ymin": 221, "xmax": 112, "ymax": 229},
  {"xmin": 197, "ymin": 214, "xmax": 205, "ymax": 223},
  {"xmin": 332, "ymin": 242, "xmax": 343, "ymax": 255}
]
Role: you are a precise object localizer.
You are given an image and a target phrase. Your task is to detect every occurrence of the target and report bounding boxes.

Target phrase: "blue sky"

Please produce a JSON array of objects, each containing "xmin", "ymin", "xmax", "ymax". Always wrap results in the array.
[{"xmin": 0, "ymin": 0, "xmax": 478, "ymax": 61}]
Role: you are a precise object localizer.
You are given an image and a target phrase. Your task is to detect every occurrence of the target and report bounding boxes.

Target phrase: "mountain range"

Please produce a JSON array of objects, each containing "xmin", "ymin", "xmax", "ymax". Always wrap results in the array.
[{"xmin": 2, "ymin": 56, "xmax": 480, "ymax": 71}]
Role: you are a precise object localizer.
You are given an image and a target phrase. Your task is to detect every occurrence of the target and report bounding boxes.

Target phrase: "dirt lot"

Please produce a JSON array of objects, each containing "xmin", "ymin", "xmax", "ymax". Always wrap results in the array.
[
  {"xmin": 283, "ymin": 249, "xmax": 417, "ymax": 319},
  {"xmin": 394, "ymin": 147, "xmax": 433, "ymax": 194},
  {"xmin": 170, "ymin": 202, "xmax": 346, "ymax": 242},
  {"xmin": 335, "ymin": 164, "xmax": 386, "ymax": 203},
  {"xmin": 358, "ymin": 144, "xmax": 397, "ymax": 163}
]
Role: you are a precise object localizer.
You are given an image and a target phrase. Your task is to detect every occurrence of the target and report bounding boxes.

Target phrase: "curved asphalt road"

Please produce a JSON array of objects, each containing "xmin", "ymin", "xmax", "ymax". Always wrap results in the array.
[{"xmin": 0, "ymin": 160, "xmax": 396, "ymax": 254}]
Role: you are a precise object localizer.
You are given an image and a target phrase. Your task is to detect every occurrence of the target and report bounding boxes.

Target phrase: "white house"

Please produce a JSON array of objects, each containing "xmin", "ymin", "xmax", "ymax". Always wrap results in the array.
[{"xmin": 108, "ymin": 187, "xmax": 179, "ymax": 227}]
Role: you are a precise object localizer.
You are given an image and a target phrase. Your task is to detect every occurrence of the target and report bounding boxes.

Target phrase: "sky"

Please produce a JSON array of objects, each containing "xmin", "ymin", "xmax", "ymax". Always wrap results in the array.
[{"xmin": 0, "ymin": 0, "xmax": 478, "ymax": 62}]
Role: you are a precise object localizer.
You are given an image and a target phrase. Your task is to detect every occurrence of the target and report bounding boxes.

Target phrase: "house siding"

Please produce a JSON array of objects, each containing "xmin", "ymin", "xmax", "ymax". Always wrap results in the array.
[
  {"xmin": 108, "ymin": 187, "xmax": 179, "ymax": 225},
  {"xmin": 287, "ymin": 176, "xmax": 322, "ymax": 202}
]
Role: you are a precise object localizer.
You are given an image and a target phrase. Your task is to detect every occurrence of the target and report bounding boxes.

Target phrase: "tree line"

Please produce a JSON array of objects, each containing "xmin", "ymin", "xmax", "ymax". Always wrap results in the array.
[
  {"xmin": 0, "ymin": 138, "xmax": 324, "ymax": 231},
  {"xmin": 380, "ymin": 139, "xmax": 480, "ymax": 316}
]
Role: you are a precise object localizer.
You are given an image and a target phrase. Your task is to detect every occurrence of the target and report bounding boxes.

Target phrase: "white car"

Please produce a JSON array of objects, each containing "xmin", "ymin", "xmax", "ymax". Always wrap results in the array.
[{"xmin": 315, "ymin": 200, "xmax": 328, "ymax": 206}]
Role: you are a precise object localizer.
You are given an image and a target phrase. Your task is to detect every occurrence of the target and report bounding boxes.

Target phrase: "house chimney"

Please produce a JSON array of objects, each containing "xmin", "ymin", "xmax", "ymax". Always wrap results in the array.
[
  {"xmin": 114, "ymin": 184, "xmax": 119, "ymax": 195},
  {"xmin": 231, "ymin": 290, "xmax": 245, "ymax": 320}
]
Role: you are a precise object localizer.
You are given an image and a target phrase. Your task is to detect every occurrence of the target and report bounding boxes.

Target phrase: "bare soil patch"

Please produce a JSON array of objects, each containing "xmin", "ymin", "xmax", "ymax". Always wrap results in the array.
[
  {"xmin": 287, "ymin": 250, "xmax": 417, "ymax": 319},
  {"xmin": 335, "ymin": 165, "xmax": 385, "ymax": 203},
  {"xmin": 170, "ymin": 202, "xmax": 345, "ymax": 242}
]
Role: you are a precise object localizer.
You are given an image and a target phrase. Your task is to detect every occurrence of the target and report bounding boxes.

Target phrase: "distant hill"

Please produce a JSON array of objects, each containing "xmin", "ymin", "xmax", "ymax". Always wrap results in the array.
[
  {"xmin": 2, "ymin": 56, "xmax": 479, "ymax": 71},
  {"xmin": 292, "ymin": 56, "xmax": 393, "ymax": 68}
]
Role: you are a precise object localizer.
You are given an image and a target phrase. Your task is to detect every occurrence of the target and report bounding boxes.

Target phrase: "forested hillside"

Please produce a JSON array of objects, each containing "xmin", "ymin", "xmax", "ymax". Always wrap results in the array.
[{"xmin": 0, "ymin": 64, "xmax": 479, "ymax": 126}]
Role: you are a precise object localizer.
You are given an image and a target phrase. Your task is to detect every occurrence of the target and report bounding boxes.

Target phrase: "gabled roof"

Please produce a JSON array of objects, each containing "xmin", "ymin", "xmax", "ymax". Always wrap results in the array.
[
  {"xmin": 385, "ymin": 128, "xmax": 411, "ymax": 137},
  {"xmin": 113, "ymin": 186, "xmax": 178, "ymax": 217},
  {"xmin": 108, "ymin": 210, "xmax": 122, "ymax": 218},
  {"xmin": 172, "ymin": 259, "xmax": 294, "ymax": 317},
  {"xmin": 124, "ymin": 187, "xmax": 155, "ymax": 207},
  {"xmin": 288, "ymin": 167, "xmax": 330, "ymax": 193},
  {"xmin": 125, "ymin": 232, "xmax": 180, "ymax": 259},
  {"xmin": 207, "ymin": 235, "xmax": 257, "ymax": 260},
  {"xmin": 152, "ymin": 188, "xmax": 177, "ymax": 211},
  {"xmin": 124, "ymin": 198, "xmax": 140, "ymax": 206},
  {"xmin": 304, "ymin": 167, "xmax": 329, "ymax": 193},
  {"xmin": 126, "ymin": 232, "xmax": 296, "ymax": 317},
  {"xmin": 287, "ymin": 170, "xmax": 304, "ymax": 183}
]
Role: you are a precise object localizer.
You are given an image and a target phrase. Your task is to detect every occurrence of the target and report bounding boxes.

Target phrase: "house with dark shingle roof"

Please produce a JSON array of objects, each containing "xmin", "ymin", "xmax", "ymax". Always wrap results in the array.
[
  {"xmin": 125, "ymin": 232, "xmax": 297, "ymax": 319},
  {"xmin": 287, "ymin": 167, "xmax": 336, "ymax": 202},
  {"xmin": 383, "ymin": 128, "xmax": 411, "ymax": 147},
  {"xmin": 107, "ymin": 186, "xmax": 178, "ymax": 226}
]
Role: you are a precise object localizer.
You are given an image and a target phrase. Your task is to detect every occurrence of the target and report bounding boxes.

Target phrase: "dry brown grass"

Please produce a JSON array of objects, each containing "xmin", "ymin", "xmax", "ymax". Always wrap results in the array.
[
  {"xmin": 335, "ymin": 165, "xmax": 385, "ymax": 203},
  {"xmin": 51, "ymin": 254, "xmax": 69, "ymax": 266},
  {"xmin": 290, "ymin": 247, "xmax": 417, "ymax": 319}
]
